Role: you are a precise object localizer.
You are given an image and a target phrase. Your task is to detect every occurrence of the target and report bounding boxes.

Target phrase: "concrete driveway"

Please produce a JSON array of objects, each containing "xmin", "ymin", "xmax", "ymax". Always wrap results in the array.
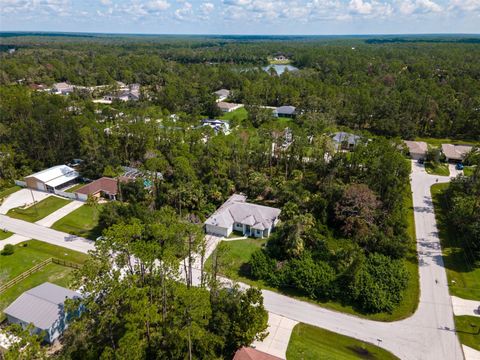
[
  {"xmin": 35, "ymin": 201, "xmax": 84, "ymax": 227},
  {"xmin": 452, "ymin": 296, "xmax": 480, "ymax": 318},
  {"xmin": 0, "ymin": 189, "xmax": 51, "ymax": 214},
  {"xmin": 252, "ymin": 313, "xmax": 298, "ymax": 359}
]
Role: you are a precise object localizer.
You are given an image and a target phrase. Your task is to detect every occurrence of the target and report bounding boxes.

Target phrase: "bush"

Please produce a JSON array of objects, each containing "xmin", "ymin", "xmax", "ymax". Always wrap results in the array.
[
  {"xmin": 1, "ymin": 244, "xmax": 15, "ymax": 255},
  {"xmin": 249, "ymin": 249, "xmax": 276, "ymax": 281}
]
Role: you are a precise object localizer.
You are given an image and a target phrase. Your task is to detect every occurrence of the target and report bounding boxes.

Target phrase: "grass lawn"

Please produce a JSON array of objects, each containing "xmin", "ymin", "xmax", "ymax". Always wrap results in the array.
[
  {"xmin": 219, "ymin": 107, "xmax": 248, "ymax": 122},
  {"xmin": 431, "ymin": 183, "xmax": 480, "ymax": 300},
  {"xmin": 277, "ymin": 117, "xmax": 293, "ymax": 127},
  {"xmin": 0, "ymin": 231, "xmax": 13, "ymax": 240},
  {"xmin": 425, "ymin": 162, "xmax": 450, "ymax": 176},
  {"xmin": 0, "ymin": 185, "xmax": 21, "ymax": 200},
  {"xmin": 0, "ymin": 240, "xmax": 88, "ymax": 320},
  {"xmin": 7, "ymin": 196, "xmax": 71, "ymax": 222},
  {"xmin": 65, "ymin": 183, "xmax": 86, "ymax": 193},
  {"xmin": 52, "ymin": 204, "xmax": 103, "ymax": 240},
  {"xmin": 454, "ymin": 316, "xmax": 480, "ymax": 351},
  {"xmin": 463, "ymin": 166, "xmax": 476, "ymax": 177},
  {"xmin": 286, "ymin": 323, "xmax": 399, "ymax": 360}
]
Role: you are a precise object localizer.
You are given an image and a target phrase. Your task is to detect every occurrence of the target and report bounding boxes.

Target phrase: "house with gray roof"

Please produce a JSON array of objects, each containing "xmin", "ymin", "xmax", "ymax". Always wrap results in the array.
[
  {"xmin": 4, "ymin": 283, "xmax": 82, "ymax": 343},
  {"xmin": 274, "ymin": 106, "xmax": 296, "ymax": 118},
  {"xmin": 205, "ymin": 194, "xmax": 281, "ymax": 238},
  {"xmin": 404, "ymin": 140, "xmax": 428, "ymax": 160},
  {"xmin": 441, "ymin": 144, "xmax": 473, "ymax": 162},
  {"xmin": 332, "ymin": 132, "xmax": 361, "ymax": 151},
  {"xmin": 214, "ymin": 89, "xmax": 230, "ymax": 102}
]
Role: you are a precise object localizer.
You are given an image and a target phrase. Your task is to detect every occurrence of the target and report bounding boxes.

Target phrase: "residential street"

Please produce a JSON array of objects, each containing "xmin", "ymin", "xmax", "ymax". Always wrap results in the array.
[{"xmin": 0, "ymin": 214, "xmax": 93, "ymax": 254}]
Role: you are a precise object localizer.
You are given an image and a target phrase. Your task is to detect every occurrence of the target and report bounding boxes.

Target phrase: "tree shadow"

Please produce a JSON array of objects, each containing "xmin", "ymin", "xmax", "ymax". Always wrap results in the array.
[{"xmin": 345, "ymin": 345, "xmax": 376, "ymax": 359}]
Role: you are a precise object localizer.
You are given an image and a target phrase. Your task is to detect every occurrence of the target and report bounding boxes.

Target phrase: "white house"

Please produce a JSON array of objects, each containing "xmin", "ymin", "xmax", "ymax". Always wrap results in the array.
[
  {"xmin": 52, "ymin": 82, "xmax": 74, "ymax": 95},
  {"xmin": 201, "ymin": 119, "xmax": 230, "ymax": 134},
  {"xmin": 205, "ymin": 194, "xmax": 281, "ymax": 238},
  {"xmin": 25, "ymin": 165, "xmax": 80, "ymax": 193},
  {"xmin": 4, "ymin": 283, "xmax": 81, "ymax": 344}
]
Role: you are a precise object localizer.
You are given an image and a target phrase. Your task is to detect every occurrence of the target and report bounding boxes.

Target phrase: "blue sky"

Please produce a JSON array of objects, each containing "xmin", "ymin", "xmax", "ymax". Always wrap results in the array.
[{"xmin": 0, "ymin": 0, "xmax": 479, "ymax": 35}]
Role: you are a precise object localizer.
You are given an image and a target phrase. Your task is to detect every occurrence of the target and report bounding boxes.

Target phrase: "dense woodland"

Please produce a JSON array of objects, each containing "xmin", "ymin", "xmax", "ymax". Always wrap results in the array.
[{"xmin": 0, "ymin": 34, "xmax": 479, "ymax": 358}]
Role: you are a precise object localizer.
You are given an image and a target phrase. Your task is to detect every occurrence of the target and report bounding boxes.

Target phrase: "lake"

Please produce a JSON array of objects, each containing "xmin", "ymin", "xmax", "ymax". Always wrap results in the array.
[{"xmin": 263, "ymin": 64, "xmax": 299, "ymax": 75}]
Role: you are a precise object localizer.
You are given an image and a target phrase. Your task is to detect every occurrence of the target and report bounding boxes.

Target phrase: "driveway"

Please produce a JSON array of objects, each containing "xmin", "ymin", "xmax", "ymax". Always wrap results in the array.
[
  {"xmin": 35, "ymin": 201, "xmax": 84, "ymax": 227},
  {"xmin": 252, "ymin": 313, "xmax": 298, "ymax": 359},
  {"xmin": 0, "ymin": 189, "xmax": 51, "ymax": 214},
  {"xmin": 452, "ymin": 296, "xmax": 480, "ymax": 318},
  {"xmin": 0, "ymin": 214, "xmax": 93, "ymax": 254}
]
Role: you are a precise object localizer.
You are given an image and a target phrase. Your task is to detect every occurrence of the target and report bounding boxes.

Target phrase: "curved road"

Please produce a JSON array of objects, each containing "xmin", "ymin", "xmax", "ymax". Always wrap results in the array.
[{"xmin": 0, "ymin": 161, "xmax": 464, "ymax": 359}]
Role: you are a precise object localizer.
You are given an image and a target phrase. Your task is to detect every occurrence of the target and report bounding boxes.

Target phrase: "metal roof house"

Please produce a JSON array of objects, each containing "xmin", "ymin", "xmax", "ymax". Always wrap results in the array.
[
  {"xmin": 52, "ymin": 82, "xmax": 74, "ymax": 95},
  {"xmin": 274, "ymin": 105, "xmax": 296, "ymax": 118},
  {"xmin": 332, "ymin": 132, "xmax": 361, "ymax": 151},
  {"xmin": 4, "ymin": 283, "xmax": 81, "ymax": 343},
  {"xmin": 205, "ymin": 194, "xmax": 281, "ymax": 238},
  {"xmin": 441, "ymin": 144, "xmax": 473, "ymax": 162},
  {"xmin": 25, "ymin": 165, "xmax": 80, "ymax": 193}
]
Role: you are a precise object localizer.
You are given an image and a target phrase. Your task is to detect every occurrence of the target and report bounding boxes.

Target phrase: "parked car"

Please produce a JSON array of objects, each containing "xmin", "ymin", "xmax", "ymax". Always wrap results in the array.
[
  {"xmin": 456, "ymin": 163, "xmax": 464, "ymax": 170},
  {"xmin": 418, "ymin": 158, "xmax": 425, "ymax": 164}
]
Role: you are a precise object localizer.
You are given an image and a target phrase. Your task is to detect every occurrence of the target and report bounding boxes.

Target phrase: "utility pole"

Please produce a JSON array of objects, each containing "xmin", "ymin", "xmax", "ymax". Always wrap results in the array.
[{"xmin": 30, "ymin": 188, "xmax": 39, "ymax": 216}]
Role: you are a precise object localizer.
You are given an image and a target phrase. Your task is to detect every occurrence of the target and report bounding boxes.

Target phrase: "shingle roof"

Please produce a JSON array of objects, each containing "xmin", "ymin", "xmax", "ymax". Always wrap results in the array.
[
  {"xmin": 214, "ymin": 89, "xmax": 230, "ymax": 97},
  {"xmin": 217, "ymin": 101, "xmax": 239, "ymax": 110},
  {"xmin": 4, "ymin": 283, "xmax": 81, "ymax": 330},
  {"xmin": 404, "ymin": 140, "xmax": 428, "ymax": 155},
  {"xmin": 75, "ymin": 177, "xmax": 118, "ymax": 196},
  {"xmin": 233, "ymin": 347, "xmax": 282, "ymax": 360},
  {"xmin": 205, "ymin": 194, "xmax": 281, "ymax": 231},
  {"xmin": 441, "ymin": 144, "xmax": 473, "ymax": 161},
  {"xmin": 26, "ymin": 165, "xmax": 79, "ymax": 188}
]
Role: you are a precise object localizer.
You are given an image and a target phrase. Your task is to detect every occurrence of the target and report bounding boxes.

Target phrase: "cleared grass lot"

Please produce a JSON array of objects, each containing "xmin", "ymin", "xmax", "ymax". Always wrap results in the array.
[
  {"xmin": 52, "ymin": 204, "xmax": 103, "ymax": 240},
  {"xmin": 0, "ymin": 240, "xmax": 88, "ymax": 321},
  {"xmin": 286, "ymin": 323, "xmax": 399, "ymax": 360},
  {"xmin": 7, "ymin": 196, "xmax": 71, "ymax": 222}
]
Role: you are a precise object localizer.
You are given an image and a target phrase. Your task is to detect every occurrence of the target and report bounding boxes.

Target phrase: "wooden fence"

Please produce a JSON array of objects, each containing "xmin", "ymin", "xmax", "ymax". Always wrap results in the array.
[{"xmin": 0, "ymin": 258, "xmax": 82, "ymax": 294}]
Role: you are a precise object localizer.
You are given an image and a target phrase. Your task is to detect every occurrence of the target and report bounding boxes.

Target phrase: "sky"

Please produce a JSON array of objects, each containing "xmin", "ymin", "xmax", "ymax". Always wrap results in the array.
[{"xmin": 0, "ymin": 0, "xmax": 479, "ymax": 35}]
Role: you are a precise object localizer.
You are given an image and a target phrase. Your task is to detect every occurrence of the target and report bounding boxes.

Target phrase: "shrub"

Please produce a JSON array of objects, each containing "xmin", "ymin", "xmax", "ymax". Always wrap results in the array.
[
  {"xmin": 1, "ymin": 244, "xmax": 15, "ymax": 255},
  {"xmin": 249, "ymin": 249, "xmax": 276, "ymax": 281}
]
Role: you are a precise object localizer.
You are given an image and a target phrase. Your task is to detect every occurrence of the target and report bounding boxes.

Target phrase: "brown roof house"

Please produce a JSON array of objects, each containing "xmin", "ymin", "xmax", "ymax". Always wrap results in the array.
[
  {"xmin": 233, "ymin": 347, "xmax": 282, "ymax": 360},
  {"xmin": 75, "ymin": 177, "xmax": 120, "ymax": 201},
  {"xmin": 441, "ymin": 144, "xmax": 473, "ymax": 162},
  {"xmin": 404, "ymin": 140, "xmax": 428, "ymax": 160}
]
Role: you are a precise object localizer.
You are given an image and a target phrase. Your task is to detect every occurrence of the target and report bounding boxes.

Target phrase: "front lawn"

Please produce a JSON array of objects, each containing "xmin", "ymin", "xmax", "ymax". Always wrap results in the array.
[
  {"xmin": 286, "ymin": 323, "xmax": 399, "ymax": 360},
  {"xmin": 205, "ymin": 238, "xmax": 267, "ymax": 282},
  {"xmin": 0, "ymin": 240, "xmax": 88, "ymax": 320},
  {"xmin": 425, "ymin": 162, "xmax": 449, "ymax": 176},
  {"xmin": 431, "ymin": 183, "xmax": 480, "ymax": 300},
  {"xmin": 0, "ymin": 185, "xmax": 21, "ymax": 200},
  {"xmin": 52, "ymin": 204, "xmax": 103, "ymax": 239},
  {"xmin": 219, "ymin": 107, "xmax": 248, "ymax": 122},
  {"xmin": 0, "ymin": 230, "xmax": 13, "ymax": 240},
  {"xmin": 454, "ymin": 316, "xmax": 480, "ymax": 351},
  {"xmin": 463, "ymin": 166, "xmax": 476, "ymax": 177},
  {"xmin": 7, "ymin": 196, "xmax": 71, "ymax": 222},
  {"xmin": 65, "ymin": 183, "xmax": 86, "ymax": 193}
]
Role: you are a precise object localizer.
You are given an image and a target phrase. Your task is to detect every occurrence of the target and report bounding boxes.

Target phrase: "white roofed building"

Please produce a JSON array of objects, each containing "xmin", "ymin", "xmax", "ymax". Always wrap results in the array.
[
  {"xmin": 25, "ymin": 165, "xmax": 80, "ymax": 193},
  {"xmin": 205, "ymin": 194, "xmax": 281, "ymax": 238}
]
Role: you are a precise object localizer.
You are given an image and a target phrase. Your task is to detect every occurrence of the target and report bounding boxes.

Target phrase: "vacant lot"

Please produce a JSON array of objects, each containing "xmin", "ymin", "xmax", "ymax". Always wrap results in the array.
[
  {"xmin": 286, "ymin": 323, "xmax": 399, "ymax": 360},
  {"xmin": 0, "ymin": 240, "xmax": 88, "ymax": 320},
  {"xmin": 431, "ymin": 183, "xmax": 480, "ymax": 300},
  {"xmin": 7, "ymin": 196, "xmax": 71, "ymax": 222},
  {"xmin": 52, "ymin": 204, "xmax": 103, "ymax": 239}
]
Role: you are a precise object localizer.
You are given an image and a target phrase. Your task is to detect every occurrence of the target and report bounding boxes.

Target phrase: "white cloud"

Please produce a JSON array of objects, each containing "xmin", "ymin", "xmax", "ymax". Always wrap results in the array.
[
  {"xmin": 448, "ymin": 0, "xmax": 480, "ymax": 12},
  {"xmin": 175, "ymin": 1, "xmax": 192, "ymax": 20},
  {"xmin": 99, "ymin": 0, "xmax": 111, "ymax": 5},
  {"xmin": 399, "ymin": 0, "xmax": 442, "ymax": 15},
  {"xmin": 200, "ymin": 2, "xmax": 214, "ymax": 14},
  {"xmin": 146, "ymin": 0, "xmax": 170, "ymax": 11}
]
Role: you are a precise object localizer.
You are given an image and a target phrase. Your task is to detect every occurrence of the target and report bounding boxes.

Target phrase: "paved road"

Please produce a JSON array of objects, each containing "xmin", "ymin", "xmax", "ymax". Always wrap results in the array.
[
  {"xmin": 35, "ymin": 201, "xmax": 84, "ymax": 227},
  {"xmin": 191, "ymin": 160, "xmax": 464, "ymax": 360},
  {"xmin": 0, "ymin": 214, "xmax": 93, "ymax": 254}
]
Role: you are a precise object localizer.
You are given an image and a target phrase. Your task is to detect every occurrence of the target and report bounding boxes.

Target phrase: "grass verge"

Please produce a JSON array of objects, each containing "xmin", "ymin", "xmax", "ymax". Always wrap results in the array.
[
  {"xmin": 52, "ymin": 204, "xmax": 103, "ymax": 240},
  {"xmin": 0, "ymin": 231, "xmax": 13, "ymax": 240},
  {"xmin": 286, "ymin": 323, "xmax": 399, "ymax": 360},
  {"xmin": 0, "ymin": 185, "xmax": 21, "ymax": 200},
  {"xmin": 431, "ymin": 183, "xmax": 480, "ymax": 300},
  {"xmin": 454, "ymin": 316, "xmax": 480, "ymax": 351},
  {"xmin": 7, "ymin": 196, "xmax": 71, "ymax": 222}
]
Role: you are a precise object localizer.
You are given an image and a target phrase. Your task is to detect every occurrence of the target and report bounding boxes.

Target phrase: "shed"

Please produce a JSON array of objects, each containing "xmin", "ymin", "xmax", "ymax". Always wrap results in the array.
[{"xmin": 4, "ymin": 283, "xmax": 81, "ymax": 343}]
